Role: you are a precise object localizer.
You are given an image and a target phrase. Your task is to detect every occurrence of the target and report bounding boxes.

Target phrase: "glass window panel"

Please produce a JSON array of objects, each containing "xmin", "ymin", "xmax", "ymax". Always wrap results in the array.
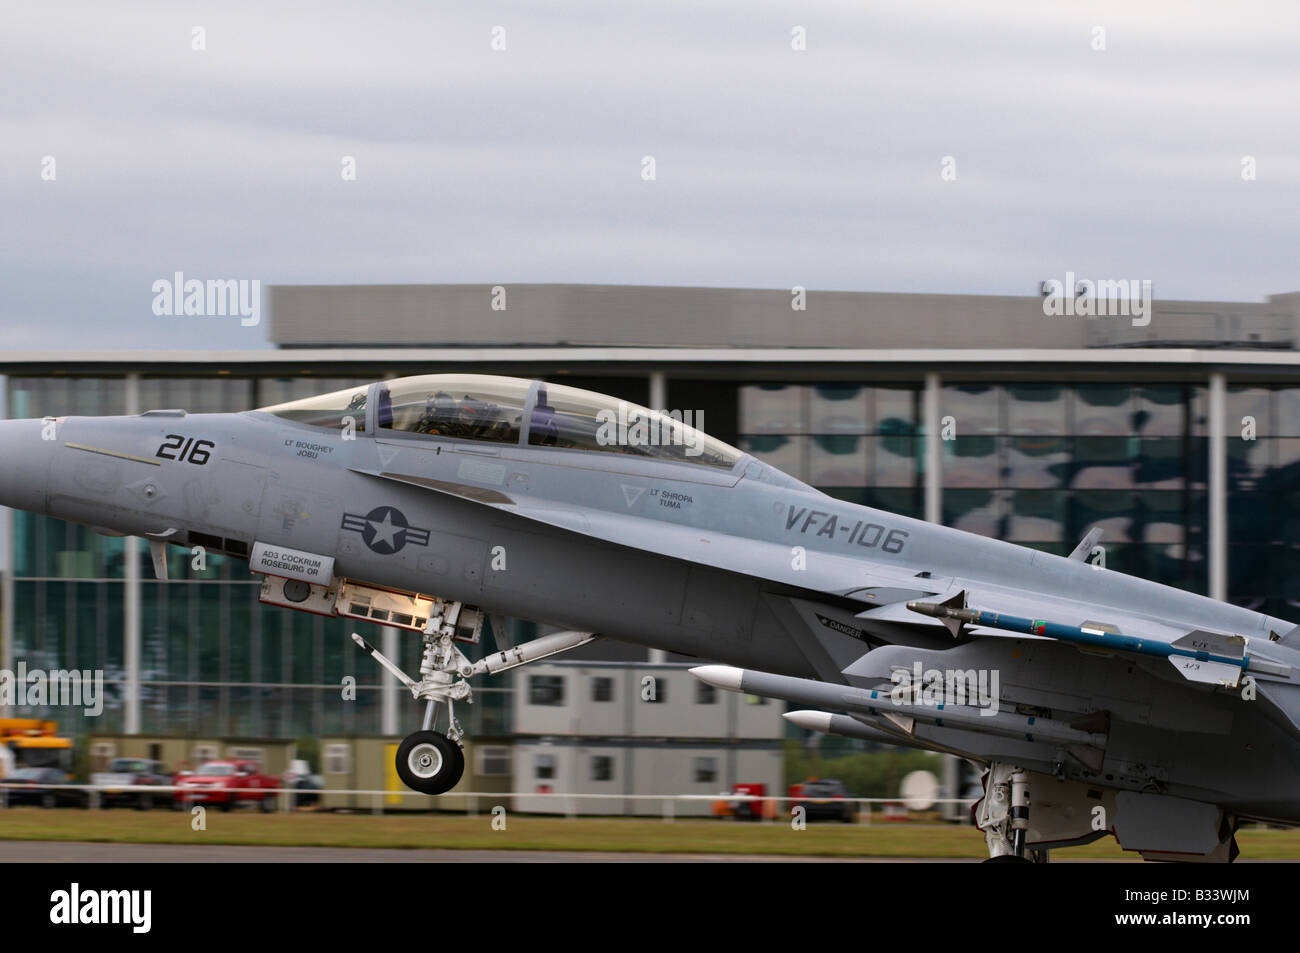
[
  {"xmin": 941, "ymin": 436, "xmax": 999, "ymax": 487},
  {"xmin": 228, "ymin": 687, "xmax": 254, "ymax": 737},
  {"xmin": 1273, "ymin": 389, "xmax": 1300, "ymax": 436},
  {"xmin": 1071, "ymin": 437, "xmax": 1136, "ymax": 489},
  {"xmin": 739, "ymin": 384, "xmax": 807, "ymax": 434},
  {"xmin": 1184, "ymin": 437, "xmax": 1209, "ymax": 491},
  {"xmin": 1070, "ymin": 491, "xmax": 1136, "ymax": 543},
  {"xmin": 944, "ymin": 489, "xmax": 1001, "ymax": 538},
  {"xmin": 1279, "ymin": 492, "xmax": 1300, "ymax": 544},
  {"xmin": 1135, "ymin": 491, "xmax": 1188, "ymax": 545},
  {"xmin": 1134, "ymin": 438, "xmax": 1186, "ymax": 490},
  {"xmin": 292, "ymin": 612, "xmax": 317, "ymax": 685},
  {"xmin": 1006, "ymin": 384, "xmax": 1067, "ymax": 435},
  {"xmin": 1228, "ymin": 545, "xmax": 1273, "ymax": 603},
  {"xmin": 1004, "ymin": 436, "xmax": 1069, "ymax": 488},
  {"xmin": 195, "ymin": 685, "xmax": 221, "ymax": 736},
  {"xmin": 228, "ymin": 589, "xmax": 252, "ymax": 683},
  {"xmin": 1228, "ymin": 494, "xmax": 1273, "ymax": 543},
  {"xmin": 809, "ymin": 384, "xmax": 868, "ymax": 434},
  {"xmin": 943, "ymin": 385, "xmax": 1000, "ymax": 435},
  {"xmin": 871, "ymin": 434, "xmax": 919, "ymax": 487},
  {"xmin": 1189, "ymin": 386, "xmax": 1210, "ymax": 438},
  {"xmin": 1227, "ymin": 437, "xmax": 1270, "ymax": 491},
  {"xmin": 197, "ymin": 584, "xmax": 223, "ymax": 683},
  {"xmin": 1005, "ymin": 491, "xmax": 1067, "ymax": 543},
  {"xmin": 1225, "ymin": 386, "xmax": 1271, "ymax": 437},
  {"xmin": 873, "ymin": 387, "xmax": 917, "ymax": 435},
  {"xmin": 1073, "ymin": 385, "xmax": 1134, "ymax": 436},
  {"xmin": 1268, "ymin": 439, "xmax": 1300, "ymax": 493},
  {"xmin": 1134, "ymin": 385, "xmax": 1185, "ymax": 436},
  {"xmin": 809, "ymin": 434, "xmax": 868, "ymax": 486}
]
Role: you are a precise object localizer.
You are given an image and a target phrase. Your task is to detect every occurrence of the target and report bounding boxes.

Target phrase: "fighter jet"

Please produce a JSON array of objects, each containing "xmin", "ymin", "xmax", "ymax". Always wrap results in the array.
[{"xmin": 1, "ymin": 372, "xmax": 1297, "ymax": 862}]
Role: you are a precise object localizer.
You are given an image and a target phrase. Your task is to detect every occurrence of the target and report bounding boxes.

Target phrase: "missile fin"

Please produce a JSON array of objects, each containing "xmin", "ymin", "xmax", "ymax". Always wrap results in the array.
[
  {"xmin": 882, "ymin": 712, "xmax": 915, "ymax": 734},
  {"xmin": 1171, "ymin": 629, "xmax": 1247, "ymax": 660},
  {"xmin": 1168, "ymin": 655, "xmax": 1241, "ymax": 688},
  {"xmin": 1068, "ymin": 527, "xmax": 1104, "ymax": 562}
]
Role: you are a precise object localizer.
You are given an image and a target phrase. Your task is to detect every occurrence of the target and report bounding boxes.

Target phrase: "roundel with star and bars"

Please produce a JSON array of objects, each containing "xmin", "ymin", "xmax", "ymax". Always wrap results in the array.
[{"xmin": 340, "ymin": 505, "xmax": 432, "ymax": 555}]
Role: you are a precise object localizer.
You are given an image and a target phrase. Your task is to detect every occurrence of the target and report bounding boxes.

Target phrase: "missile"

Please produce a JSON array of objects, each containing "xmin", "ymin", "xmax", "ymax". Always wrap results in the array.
[
  {"xmin": 784, "ymin": 710, "xmax": 915, "ymax": 746},
  {"xmin": 905, "ymin": 600, "xmax": 1292, "ymax": 687},
  {"xmin": 690, "ymin": 664, "xmax": 1105, "ymax": 748}
]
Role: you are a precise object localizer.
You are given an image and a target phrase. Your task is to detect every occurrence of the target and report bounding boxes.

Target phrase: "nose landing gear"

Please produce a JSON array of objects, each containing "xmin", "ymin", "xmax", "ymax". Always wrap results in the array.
[{"xmin": 352, "ymin": 599, "xmax": 599, "ymax": 797}]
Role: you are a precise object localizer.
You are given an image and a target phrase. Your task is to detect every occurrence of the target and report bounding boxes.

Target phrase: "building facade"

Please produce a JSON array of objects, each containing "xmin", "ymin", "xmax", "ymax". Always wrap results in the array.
[{"xmin": 2, "ymin": 283, "xmax": 1299, "ymax": 767}]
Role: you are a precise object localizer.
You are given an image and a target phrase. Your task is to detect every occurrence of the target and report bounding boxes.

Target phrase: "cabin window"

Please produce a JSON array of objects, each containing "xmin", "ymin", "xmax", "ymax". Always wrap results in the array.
[
  {"xmin": 528, "ymin": 381, "xmax": 742, "ymax": 469},
  {"xmin": 260, "ymin": 384, "xmax": 368, "ymax": 432},
  {"xmin": 377, "ymin": 375, "xmax": 529, "ymax": 444}
]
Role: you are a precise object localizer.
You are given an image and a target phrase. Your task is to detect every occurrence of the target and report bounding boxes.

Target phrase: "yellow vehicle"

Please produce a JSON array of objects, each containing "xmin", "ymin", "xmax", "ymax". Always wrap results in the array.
[{"xmin": 0, "ymin": 719, "xmax": 74, "ymax": 777}]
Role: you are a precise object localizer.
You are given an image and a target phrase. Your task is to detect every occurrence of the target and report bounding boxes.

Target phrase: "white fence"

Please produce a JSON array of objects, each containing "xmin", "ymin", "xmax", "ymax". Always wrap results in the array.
[{"xmin": 0, "ymin": 781, "xmax": 977, "ymax": 822}]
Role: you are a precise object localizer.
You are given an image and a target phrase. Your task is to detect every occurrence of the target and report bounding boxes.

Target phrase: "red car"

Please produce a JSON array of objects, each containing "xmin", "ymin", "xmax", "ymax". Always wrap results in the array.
[{"xmin": 175, "ymin": 760, "xmax": 278, "ymax": 812}]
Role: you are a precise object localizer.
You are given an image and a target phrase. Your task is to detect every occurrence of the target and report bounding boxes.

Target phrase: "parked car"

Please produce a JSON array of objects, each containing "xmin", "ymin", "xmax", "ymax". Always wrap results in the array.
[
  {"xmin": 175, "ymin": 759, "xmax": 277, "ymax": 812},
  {"xmin": 725, "ymin": 782, "xmax": 772, "ymax": 820},
  {"xmin": 91, "ymin": 757, "xmax": 174, "ymax": 810},
  {"xmin": 793, "ymin": 778, "xmax": 857, "ymax": 822},
  {"xmin": 2, "ymin": 767, "xmax": 88, "ymax": 808},
  {"xmin": 282, "ymin": 758, "xmax": 323, "ymax": 807}
]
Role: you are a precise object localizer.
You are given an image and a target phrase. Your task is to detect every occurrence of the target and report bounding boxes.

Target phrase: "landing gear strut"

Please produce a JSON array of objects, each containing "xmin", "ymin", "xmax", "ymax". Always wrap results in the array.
[
  {"xmin": 975, "ymin": 762, "xmax": 1040, "ymax": 863},
  {"xmin": 353, "ymin": 600, "xmax": 598, "ymax": 796}
]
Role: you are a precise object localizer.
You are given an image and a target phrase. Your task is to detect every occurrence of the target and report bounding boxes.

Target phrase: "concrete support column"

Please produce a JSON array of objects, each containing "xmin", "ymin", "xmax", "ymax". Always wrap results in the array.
[
  {"xmin": 124, "ymin": 373, "xmax": 141, "ymax": 734},
  {"xmin": 648, "ymin": 370, "xmax": 668, "ymax": 664},
  {"xmin": 381, "ymin": 625, "xmax": 400, "ymax": 736},
  {"xmin": 923, "ymin": 372, "xmax": 942, "ymax": 524},
  {"xmin": 1209, "ymin": 372, "xmax": 1228, "ymax": 602}
]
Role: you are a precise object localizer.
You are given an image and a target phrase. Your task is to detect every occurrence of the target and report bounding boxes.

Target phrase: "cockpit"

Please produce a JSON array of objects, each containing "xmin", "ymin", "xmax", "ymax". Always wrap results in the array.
[{"xmin": 259, "ymin": 374, "xmax": 744, "ymax": 470}]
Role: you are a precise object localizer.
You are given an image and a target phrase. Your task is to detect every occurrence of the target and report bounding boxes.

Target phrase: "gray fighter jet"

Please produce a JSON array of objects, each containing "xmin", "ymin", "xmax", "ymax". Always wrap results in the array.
[{"xmin": 1, "ymin": 373, "xmax": 1297, "ymax": 861}]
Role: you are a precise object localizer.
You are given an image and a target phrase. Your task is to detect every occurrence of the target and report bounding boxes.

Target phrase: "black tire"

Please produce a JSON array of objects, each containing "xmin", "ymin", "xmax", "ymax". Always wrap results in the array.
[
  {"xmin": 136, "ymin": 793, "xmax": 153, "ymax": 811},
  {"xmin": 42, "ymin": 791, "xmax": 55, "ymax": 809},
  {"xmin": 983, "ymin": 854, "xmax": 1031, "ymax": 863},
  {"xmin": 220, "ymin": 796, "xmax": 233, "ymax": 813},
  {"xmin": 260, "ymin": 791, "xmax": 276, "ymax": 813},
  {"xmin": 395, "ymin": 731, "xmax": 464, "ymax": 795}
]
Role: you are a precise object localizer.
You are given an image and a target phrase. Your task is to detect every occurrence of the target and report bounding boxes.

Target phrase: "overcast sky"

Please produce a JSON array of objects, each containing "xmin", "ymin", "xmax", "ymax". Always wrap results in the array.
[{"xmin": 1, "ymin": 0, "xmax": 1297, "ymax": 350}]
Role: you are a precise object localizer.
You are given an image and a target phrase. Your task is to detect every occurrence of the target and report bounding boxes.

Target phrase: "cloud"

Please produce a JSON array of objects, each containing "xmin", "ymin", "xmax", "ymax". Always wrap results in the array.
[{"xmin": 0, "ymin": 0, "xmax": 1297, "ymax": 349}]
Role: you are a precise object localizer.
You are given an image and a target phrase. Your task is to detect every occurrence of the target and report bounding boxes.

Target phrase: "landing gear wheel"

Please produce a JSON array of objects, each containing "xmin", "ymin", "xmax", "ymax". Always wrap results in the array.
[{"xmin": 396, "ymin": 731, "xmax": 464, "ymax": 795}]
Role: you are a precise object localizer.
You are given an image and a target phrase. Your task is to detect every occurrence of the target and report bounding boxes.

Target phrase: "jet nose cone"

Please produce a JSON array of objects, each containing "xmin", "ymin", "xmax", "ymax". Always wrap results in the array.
[{"xmin": 0, "ymin": 418, "xmax": 54, "ymax": 514}]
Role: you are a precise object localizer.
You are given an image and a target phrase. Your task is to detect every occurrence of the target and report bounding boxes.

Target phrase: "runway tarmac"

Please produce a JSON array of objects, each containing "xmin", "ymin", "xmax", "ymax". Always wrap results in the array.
[{"xmin": 0, "ymin": 840, "xmax": 959, "ymax": 862}]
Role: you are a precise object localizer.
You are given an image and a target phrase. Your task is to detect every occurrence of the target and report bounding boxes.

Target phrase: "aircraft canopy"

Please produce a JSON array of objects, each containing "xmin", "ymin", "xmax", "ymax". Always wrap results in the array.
[{"xmin": 260, "ymin": 374, "xmax": 742, "ymax": 469}]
